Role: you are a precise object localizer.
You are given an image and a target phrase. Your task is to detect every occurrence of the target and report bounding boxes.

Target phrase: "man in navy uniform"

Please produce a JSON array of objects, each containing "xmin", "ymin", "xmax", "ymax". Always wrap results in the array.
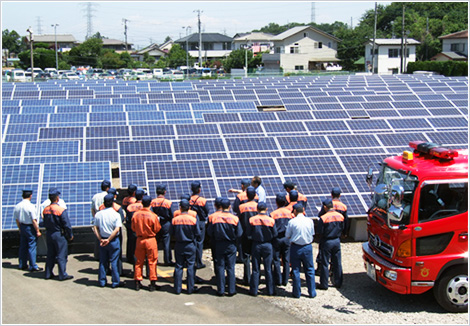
[
  {"xmin": 43, "ymin": 188, "xmax": 74, "ymax": 280},
  {"xmin": 151, "ymin": 184, "xmax": 174, "ymax": 266},
  {"xmin": 14, "ymin": 189, "xmax": 43, "ymax": 272}
]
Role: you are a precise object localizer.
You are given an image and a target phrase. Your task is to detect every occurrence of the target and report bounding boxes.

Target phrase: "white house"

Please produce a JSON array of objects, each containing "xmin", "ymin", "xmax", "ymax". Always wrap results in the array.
[
  {"xmin": 232, "ymin": 32, "xmax": 274, "ymax": 54},
  {"xmin": 431, "ymin": 30, "xmax": 468, "ymax": 61},
  {"xmin": 174, "ymin": 33, "xmax": 233, "ymax": 63},
  {"xmin": 364, "ymin": 38, "xmax": 420, "ymax": 74},
  {"xmin": 261, "ymin": 26, "xmax": 341, "ymax": 73},
  {"xmin": 133, "ymin": 43, "xmax": 167, "ymax": 62}
]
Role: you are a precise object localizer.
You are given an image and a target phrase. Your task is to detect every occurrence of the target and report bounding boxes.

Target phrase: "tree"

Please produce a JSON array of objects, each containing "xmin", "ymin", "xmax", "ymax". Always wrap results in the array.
[
  {"xmin": 223, "ymin": 49, "xmax": 260, "ymax": 72},
  {"xmin": 143, "ymin": 52, "xmax": 156, "ymax": 66},
  {"xmin": 101, "ymin": 49, "xmax": 123, "ymax": 69},
  {"xmin": 2, "ymin": 29, "xmax": 22, "ymax": 58},
  {"xmin": 166, "ymin": 44, "xmax": 190, "ymax": 68},
  {"xmin": 164, "ymin": 36, "xmax": 172, "ymax": 42},
  {"xmin": 119, "ymin": 51, "xmax": 133, "ymax": 68},
  {"xmin": 68, "ymin": 37, "xmax": 103, "ymax": 67}
]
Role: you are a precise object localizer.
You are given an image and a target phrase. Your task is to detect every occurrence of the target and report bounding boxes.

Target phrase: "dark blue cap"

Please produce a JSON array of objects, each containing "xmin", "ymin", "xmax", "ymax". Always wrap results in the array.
[
  {"xmin": 180, "ymin": 199, "xmax": 190, "ymax": 210},
  {"xmin": 156, "ymin": 184, "xmax": 167, "ymax": 192},
  {"xmin": 289, "ymin": 190, "xmax": 299, "ymax": 202},
  {"xmin": 142, "ymin": 195, "xmax": 152, "ymax": 207},
  {"xmin": 246, "ymin": 186, "xmax": 257, "ymax": 199},
  {"xmin": 283, "ymin": 181, "xmax": 296, "ymax": 189},
  {"xmin": 108, "ymin": 187, "xmax": 118, "ymax": 196},
  {"xmin": 331, "ymin": 187, "xmax": 341, "ymax": 197},
  {"xmin": 128, "ymin": 184, "xmax": 137, "ymax": 193},
  {"xmin": 323, "ymin": 198, "xmax": 333, "ymax": 208},
  {"xmin": 241, "ymin": 178, "xmax": 251, "ymax": 186},
  {"xmin": 101, "ymin": 180, "xmax": 111, "ymax": 188},
  {"xmin": 257, "ymin": 202, "xmax": 267, "ymax": 211},
  {"xmin": 293, "ymin": 202, "xmax": 304, "ymax": 212},
  {"xmin": 191, "ymin": 181, "xmax": 201, "ymax": 191},
  {"xmin": 22, "ymin": 189, "xmax": 33, "ymax": 196},
  {"xmin": 135, "ymin": 189, "xmax": 145, "ymax": 200},
  {"xmin": 220, "ymin": 197, "xmax": 231, "ymax": 209},
  {"xmin": 104, "ymin": 193, "xmax": 114, "ymax": 203},
  {"xmin": 180, "ymin": 193, "xmax": 191, "ymax": 201},
  {"xmin": 214, "ymin": 196, "xmax": 223, "ymax": 207},
  {"xmin": 48, "ymin": 187, "xmax": 61, "ymax": 196}
]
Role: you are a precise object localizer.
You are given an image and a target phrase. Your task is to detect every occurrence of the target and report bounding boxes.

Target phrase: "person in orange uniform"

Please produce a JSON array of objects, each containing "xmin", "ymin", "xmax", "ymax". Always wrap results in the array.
[
  {"xmin": 173, "ymin": 193, "xmax": 197, "ymax": 218},
  {"xmin": 286, "ymin": 190, "xmax": 299, "ymax": 212},
  {"xmin": 126, "ymin": 189, "xmax": 145, "ymax": 265},
  {"xmin": 189, "ymin": 181, "xmax": 210, "ymax": 270},
  {"xmin": 121, "ymin": 184, "xmax": 138, "ymax": 213},
  {"xmin": 207, "ymin": 197, "xmax": 224, "ymax": 275},
  {"xmin": 247, "ymin": 202, "xmax": 278, "ymax": 296},
  {"xmin": 151, "ymin": 184, "xmax": 174, "ymax": 266},
  {"xmin": 317, "ymin": 198, "xmax": 345, "ymax": 290},
  {"xmin": 284, "ymin": 181, "xmax": 308, "ymax": 208},
  {"xmin": 132, "ymin": 195, "xmax": 161, "ymax": 291},
  {"xmin": 238, "ymin": 186, "xmax": 259, "ymax": 285},
  {"xmin": 207, "ymin": 197, "xmax": 243, "ymax": 296},
  {"xmin": 270, "ymin": 193, "xmax": 293, "ymax": 286},
  {"xmin": 170, "ymin": 199, "xmax": 201, "ymax": 295}
]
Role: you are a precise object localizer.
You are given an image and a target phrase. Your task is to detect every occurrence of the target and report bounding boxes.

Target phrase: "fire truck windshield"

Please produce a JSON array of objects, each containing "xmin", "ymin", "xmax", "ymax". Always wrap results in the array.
[{"xmin": 371, "ymin": 165, "xmax": 418, "ymax": 225}]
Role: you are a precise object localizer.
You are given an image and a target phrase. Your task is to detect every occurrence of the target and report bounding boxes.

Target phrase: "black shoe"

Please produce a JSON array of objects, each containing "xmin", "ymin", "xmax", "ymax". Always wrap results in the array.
[
  {"xmin": 191, "ymin": 286, "xmax": 200, "ymax": 293},
  {"xmin": 31, "ymin": 267, "xmax": 44, "ymax": 272},
  {"xmin": 236, "ymin": 258, "xmax": 243, "ymax": 264},
  {"xmin": 195, "ymin": 276, "xmax": 204, "ymax": 284},
  {"xmin": 282, "ymin": 282, "xmax": 288, "ymax": 286},
  {"xmin": 164, "ymin": 261, "xmax": 175, "ymax": 267},
  {"xmin": 227, "ymin": 292, "xmax": 236, "ymax": 297},
  {"xmin": 249, "ymin": 292, "xmax": 258, "ymax": 297},
  {"xmin": 135, "ymin": 281, "xmax": 142, "ymax": 291},
  {"xmin": 20, "ymin": 266, "xmax": 29, "ymax": 271},
  {"xmin": 196, "ymin": 263, "xmax": 206, "ymax": 269},
  {"xmin": 61, "ymin": 275, "xmax": 74, "ymax": 281},
  {"xmin": 216, "ymin": 292, "xmax": 225, "ymax": 297},
  {"xmin": 112, "ymin": 282, "xmax": 125, "ymax": 289},
  {"xmin": 45, "ymin": 274, "xmax": 56, "ymax": 280},
  {"xmin": 316, "ymin": 283, "xmax": 328, "ymax": 290}
]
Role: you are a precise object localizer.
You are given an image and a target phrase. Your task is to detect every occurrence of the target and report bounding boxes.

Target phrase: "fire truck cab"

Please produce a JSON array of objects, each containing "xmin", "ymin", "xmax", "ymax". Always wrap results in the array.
[{"xmin": 363, "ymin": 141, "xmax": 468, "ymax": 312}]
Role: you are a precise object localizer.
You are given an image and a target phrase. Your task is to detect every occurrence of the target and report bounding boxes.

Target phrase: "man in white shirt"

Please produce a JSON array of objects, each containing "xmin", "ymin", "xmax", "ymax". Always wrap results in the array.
[
  {"xmin": 286, "ymin": 203, "xmax": 316, "ymax": 299},
  {"xmin": 91, "ymin": 180, "xmax": 111, "ymax": 260},
  {"xmin": 93, "ymin": 193, "xmax": 123, "ymax": 288},
  {"xmin": 251, "ymin": 176, "xmax": 266, "ymax": 203},
  {"xmin": 14, "ymin": 189, "xmax": 43, "ymax": 272}
]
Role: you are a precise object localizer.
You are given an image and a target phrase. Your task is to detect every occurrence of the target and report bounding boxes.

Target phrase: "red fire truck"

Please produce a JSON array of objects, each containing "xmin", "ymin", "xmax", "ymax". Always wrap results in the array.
[{"xmin": 363, "ymin": 141, "xmax": 468, "ymax": 312}]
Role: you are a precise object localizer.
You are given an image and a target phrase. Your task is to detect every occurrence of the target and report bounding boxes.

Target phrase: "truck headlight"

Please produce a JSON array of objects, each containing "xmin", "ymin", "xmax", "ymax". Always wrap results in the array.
[{"xmin": 384, "ymin": 270, "xmax": 397, "ymax": 281}]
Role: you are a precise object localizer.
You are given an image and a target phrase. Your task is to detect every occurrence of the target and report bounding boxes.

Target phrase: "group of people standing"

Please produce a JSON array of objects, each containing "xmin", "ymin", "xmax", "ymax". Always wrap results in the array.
[{"xmin": 14, "ymin": 176, "xmax": 349, "ymax": 299}]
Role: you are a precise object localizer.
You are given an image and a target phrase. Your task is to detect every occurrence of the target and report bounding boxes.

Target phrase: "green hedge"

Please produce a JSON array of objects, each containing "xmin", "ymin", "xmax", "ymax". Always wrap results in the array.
[{"xmin": 407, "ymin": 61, "xmax": 468, "ymax": 76}]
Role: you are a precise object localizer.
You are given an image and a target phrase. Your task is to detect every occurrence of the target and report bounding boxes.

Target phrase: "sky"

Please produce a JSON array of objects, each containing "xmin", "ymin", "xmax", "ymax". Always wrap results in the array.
[{"xmin": 2, "ymin": 1, "xmax": 391, "ymax": 50}]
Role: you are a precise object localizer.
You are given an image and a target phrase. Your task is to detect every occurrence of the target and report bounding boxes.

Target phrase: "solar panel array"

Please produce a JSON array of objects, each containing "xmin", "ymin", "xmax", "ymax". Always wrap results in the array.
[{"xmin": 2, "ymin": 74, "xmax": 468, "ymax": 230}]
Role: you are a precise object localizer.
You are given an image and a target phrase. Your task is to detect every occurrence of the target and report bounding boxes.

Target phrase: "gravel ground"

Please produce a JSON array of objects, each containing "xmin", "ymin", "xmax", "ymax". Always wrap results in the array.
[{"xmin": 204, "ymin": 242, "xmax": 468, "ymax": 324}]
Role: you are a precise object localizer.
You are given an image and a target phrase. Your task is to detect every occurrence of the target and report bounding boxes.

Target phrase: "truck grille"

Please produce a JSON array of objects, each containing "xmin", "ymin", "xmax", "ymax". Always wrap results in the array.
[{"xmin": 368, "ymin": 232, "xmax": 394, "ymax": 258}]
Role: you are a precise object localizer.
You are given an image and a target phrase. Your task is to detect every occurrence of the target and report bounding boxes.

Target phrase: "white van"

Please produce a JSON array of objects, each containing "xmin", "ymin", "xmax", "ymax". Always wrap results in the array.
[
  {"xmin": 136, "ymin": 68, "xmax": 153, "ymax": 79},
  {"xmin": 6, "ymin": 69, "xmax": 26, "ymax": 82},
  {"xmin": 152, "ymin": 68, "xmax": 163, "ymax": 79}
]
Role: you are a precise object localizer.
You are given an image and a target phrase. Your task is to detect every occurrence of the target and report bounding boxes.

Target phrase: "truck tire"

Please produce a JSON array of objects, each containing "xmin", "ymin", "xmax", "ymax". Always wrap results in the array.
[{"xmin": 433, "ymin": 266, "xmax": 468, "ymax": 313}]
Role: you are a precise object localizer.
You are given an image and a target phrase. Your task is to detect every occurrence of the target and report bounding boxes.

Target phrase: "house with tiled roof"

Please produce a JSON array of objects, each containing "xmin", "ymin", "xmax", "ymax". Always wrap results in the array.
[
  {"xmin": 364, "ymin": 38, "xmax": 420, "ymax": 74},
  {"xmin": 233, "ymin": 32, "xmax": 274, "ymax": 54},
  {"xmin": 174, "ymin": 33, "xmax": 233, "ymax": 62},
  {"xmin": 261, "ymin": 25, "xmax": 341, "ymax": 73},
  {"xmin": 431, "ymin": 30, "xmax": 468, "ymax": 62},
  {"xmin": 25, "ymin": 34, "xmax": 78, "ymax": 52}
]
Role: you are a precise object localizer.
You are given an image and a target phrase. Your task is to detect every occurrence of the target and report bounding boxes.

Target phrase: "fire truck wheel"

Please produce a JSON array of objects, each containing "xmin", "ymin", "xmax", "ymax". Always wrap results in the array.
[{"xmin": 433, "ymin": 266, "xmax": 468, "ymax": 313}]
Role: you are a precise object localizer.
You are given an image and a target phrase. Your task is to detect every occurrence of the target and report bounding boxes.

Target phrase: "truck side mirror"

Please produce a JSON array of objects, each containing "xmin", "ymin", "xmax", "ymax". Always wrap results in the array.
[{"xmin": 387, "ymin": 185, "xmax": 405, "ymax": 229}]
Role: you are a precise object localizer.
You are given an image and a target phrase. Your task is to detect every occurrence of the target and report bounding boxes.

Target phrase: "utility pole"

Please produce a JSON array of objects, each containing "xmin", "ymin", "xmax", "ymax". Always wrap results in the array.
[
  {"xmin": 372, "ymin": 2, "xmax": 377, "ymax": 74},
  {"xmin": 194, "ymin": 9, "xmax": 203, "ymax": 67},
  {"xmin": 425, "ymin": 17, "xmax": 429, "ymax": 61},
  {"xmin": 123, "ymin": 19, "xmax": 129, "ymax": 52},
  {"xmin": 400, "ymin": 4, "xmax": 405, "ymax": 74},
  {"xmin": 51, "ymin": 24, "xmax": 59, "ymax": 70},
  {"xmin": 27, "ymin": 27, "xmax": 34, "ymax": 82}
]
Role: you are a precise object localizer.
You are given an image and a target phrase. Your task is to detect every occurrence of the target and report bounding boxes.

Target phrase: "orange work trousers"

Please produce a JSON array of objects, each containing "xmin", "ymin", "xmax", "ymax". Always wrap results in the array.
[{"xmin": 134, "ymin": 237, "xmax": 158, "ymax": 281}]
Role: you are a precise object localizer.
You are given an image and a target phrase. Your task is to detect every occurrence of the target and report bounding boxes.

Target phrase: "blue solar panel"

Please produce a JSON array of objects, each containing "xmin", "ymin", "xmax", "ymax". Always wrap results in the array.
[
  {"xmin": 42, "ymin": 162, "xmax": 111, "ymax": 183},
  {"xmin": 347, "ymin": 120, "xmax": 391, "ymax": 131},
  {"xmin": 304, "ymin": 120, "xmax": 349, "ymax": 132},
  {"xmin": 2, "ymin": 184, "xmax": 40, "ymax": 206},
  {"xmin": 86, "ymin": 126, "xmax": 129, "ymax": 138},
  {"xmin": 225, "ymin": 137, "xmax": 279, "ymax": 151},
  {"xmin": 387, "ymin": 119, "xmax": 433, "ymax": 130},
  {"xmin": 285, "ymin": 175, "xmax": 354, "ymax": 195},
  {"xmin": 278, "ymin": 156, "xmax": 343, "ymax": 175},
  {"xmin": 427, "ymin": 117, "xmax": 468, "ymax": 129},
  {"xmin": 212, "ymin": 157, "xmax": 278, "ymax": 178},
  {"xmin": 24, "ymin": 140, "xmax": 79, "ymax": 157},
  {"xmin": 203, "ymin": 113, "xmax": 240, "ymax": 123},
  {"xmin": 224, "ymin": 102, "xmax": 256, "ymax": 110},
  {"xmin": 174, "ymin": 138, "xmax": 225, "ymax": 153},
  {"xmin": 220, "ymin": 122, "xmax": 263, "ymax": 135},
  {"xmin": 146, "ymin": 160, "xmax": 213, "ymax": 180},
  {"xmin": 131, "ymin": 124, "xmax": 175, "ymax": 137},
  {"xmin": 2, "ymin": 164, "xmax": 41, "ymax": 184},
  {"xmin": 39, "ymin": 127, "xmax": 84, "ymax": 140},
  {"xmin": 426, "ymin": 131, "xmax": 468, "ymax": 146},
  {"xmin": 312, "ymin": 110, "xmax": 349, "ymax": 120},
  {"xmin": 328, "ymin": 134, "xmax": 381, "ymax": 148}
]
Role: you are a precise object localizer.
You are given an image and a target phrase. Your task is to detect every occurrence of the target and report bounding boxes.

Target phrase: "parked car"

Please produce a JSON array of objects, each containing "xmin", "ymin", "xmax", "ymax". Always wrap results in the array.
[
  {"xmin": 152, "ymin": 68, "xmax": 164, "ymax": 79},
  {"xmin": 99, "ymin": 72, "xmax": 116, "ymax": 80},
  {"xmin": 161, "ymin": 70, "xmax": 184, "ymax": 81},
  {"xmin": 25, "ymin": 67, "xmax": 44, "ymax": 78},
  {"xmin": 60, "ymin": 72, "xmax": 80, "ymax": 80},
  {"xmin": 5, "ymin": 69, "xmax": 26, "ymax": 82},
  {"xmin": 129, "ymin": 71, "xmax": 152, "ymax": 80},
  {"xmin": 36, "ymin": 71, "xmax": 52, "ymax": 80}
]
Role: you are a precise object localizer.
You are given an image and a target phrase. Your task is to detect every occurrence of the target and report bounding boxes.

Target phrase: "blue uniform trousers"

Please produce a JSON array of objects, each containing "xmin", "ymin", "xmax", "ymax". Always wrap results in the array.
[
  {"xmin": 126, "ymin": 225, "xmax": 136, "ymax": 264},
  {"xmin": 319, "ymin": 238, "xmax": 342, "ymax": 289},
  {"xmin": 214, "ymin": 240, "xmax": 237, "ymax": 295},
  {"xmin": 290, "ymin": 243, "xmax": 316, "ymax": 298},
  {"xmin": 195, "ymin": 220, "xmax": 206, "ymax": 268},
  {"xmin": 99, "ymin": 237, "xmax": 121, "ymax": 287},
  {"xmin": 174, "ymin": 241, "xmax": 196, "ymax": 294},
  {"xmin": 45, "ymin": 231, "xmax": 69, "ymax": 280},
  {"xmin": 272, "ymin": 236, "xmax": 290, "ymax": 286},
  {"xmin": 19, "ymin": 224, "xmax": 39, "ymax": 270},
  {"xmin": 250, "ymin": 241, "xmax": 274, "ymax": 296},
  {"xmin": 241, "ymin": 235, "xmax": 252, "ymax": 285},
  {"xmin": 157, "ymin": 221, "xmax": 172, "ymax": 264}
]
